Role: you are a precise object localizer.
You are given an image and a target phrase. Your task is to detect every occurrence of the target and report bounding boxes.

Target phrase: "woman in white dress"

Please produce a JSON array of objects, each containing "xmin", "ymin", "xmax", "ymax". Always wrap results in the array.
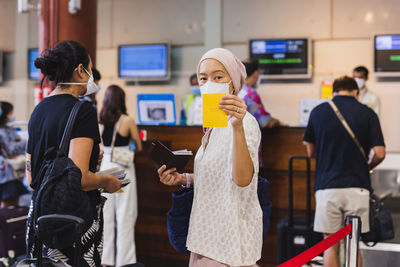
[
  {"xmin": 99, "ymin": 85, "xmax": 143, "ymax": 267},
  {"xmin": 158, "ymin": 48, "xmax": 262, "ymax": 267}
]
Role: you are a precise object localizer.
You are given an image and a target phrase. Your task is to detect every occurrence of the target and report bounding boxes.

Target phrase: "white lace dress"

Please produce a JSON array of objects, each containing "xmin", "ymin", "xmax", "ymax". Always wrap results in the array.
[{"xmin": 186, "ymin": 112, "xmax": 263, "ymax": 266}]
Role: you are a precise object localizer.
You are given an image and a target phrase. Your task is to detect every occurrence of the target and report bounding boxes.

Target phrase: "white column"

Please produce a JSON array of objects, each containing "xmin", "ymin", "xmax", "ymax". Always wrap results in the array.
[
  {"xmin": 204, "ymin": 0, "xmax": 222, "ymax": 50},
  {"xmin": 13, "ymin": 11, "xmax": 34, "ymax": 121}
]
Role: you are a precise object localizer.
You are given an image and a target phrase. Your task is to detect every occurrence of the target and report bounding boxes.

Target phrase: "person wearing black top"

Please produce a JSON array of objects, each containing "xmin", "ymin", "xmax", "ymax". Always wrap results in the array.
[
  {"xmin": 99, "ymin": 85, "xmax": 142, "ymax": 267},
  {"xmin": 26, "ymin": 41, "xmax": 121, "ymax": 267},
  {"xmin": 303, "ymin": 76, "xmax": 385, "ymax": 267}
]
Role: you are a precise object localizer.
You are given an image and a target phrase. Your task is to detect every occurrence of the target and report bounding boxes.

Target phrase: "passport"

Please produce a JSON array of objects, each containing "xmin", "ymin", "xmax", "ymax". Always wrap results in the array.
[{"xmin": 150, "ymin": 141, "xmax": 193, "ymax": 173}]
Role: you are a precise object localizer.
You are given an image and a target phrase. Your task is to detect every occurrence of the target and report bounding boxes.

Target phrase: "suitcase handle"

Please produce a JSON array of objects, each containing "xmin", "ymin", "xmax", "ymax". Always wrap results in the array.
[
  {"xmin": 36, "ymin": 214, "xmax": 85, "ymax": 267},
  {"xmin": 288, "ymin": 156, "xmax": 311, "ymax": 228},
  {"xmin": 37, "ymin": 214, "xmax": 85, "ymax": 236}
]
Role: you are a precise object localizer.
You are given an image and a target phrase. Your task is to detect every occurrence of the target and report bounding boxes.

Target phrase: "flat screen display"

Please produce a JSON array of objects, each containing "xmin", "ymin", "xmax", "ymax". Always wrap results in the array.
[
  {"xmin": 374, "ymin": 34, "xmax": 400, "ymax": 76},
  {"xmin": 249, "ymin": 38, "xmax": 311, "ymax": 79},
  {"xmin": 137, "ymin": 94, "xmax": 176, "ymax": 125},
  {"xmin": 119, "ymin": 44, "xmax": 170, "ymax": 80},
  {"xmin": 28, "ymin": 49, "xmax": 40, "ymax": 80}
]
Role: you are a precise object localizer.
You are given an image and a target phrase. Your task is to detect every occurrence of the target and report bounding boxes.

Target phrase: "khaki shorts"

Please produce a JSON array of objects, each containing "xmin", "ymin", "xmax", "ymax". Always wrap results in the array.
[{"xmin": 314, "ymin": 188, "xmax": 370, "ymax": 234}]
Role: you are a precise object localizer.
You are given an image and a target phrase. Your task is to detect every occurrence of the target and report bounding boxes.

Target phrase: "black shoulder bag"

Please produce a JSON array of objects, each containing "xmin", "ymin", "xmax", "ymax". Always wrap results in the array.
[
  {"xmin": 329, "ymin": 100, "xmax": 394, "ymax": 246},
  {"xmin": 32, "ymin": 101, "xmax": 94, "ymax": 250}
]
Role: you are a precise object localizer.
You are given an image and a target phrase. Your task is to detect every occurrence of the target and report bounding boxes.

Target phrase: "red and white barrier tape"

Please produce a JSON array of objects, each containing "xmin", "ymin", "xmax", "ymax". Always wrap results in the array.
[{"xmin": 278, "ymin": 223, "xmax": 352, "ymax": 267}]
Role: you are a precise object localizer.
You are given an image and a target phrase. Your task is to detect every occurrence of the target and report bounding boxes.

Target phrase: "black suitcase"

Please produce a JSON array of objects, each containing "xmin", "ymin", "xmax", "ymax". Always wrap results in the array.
[
  {"xmin": 277, "ymin": 156, "xmax": 323, "ymax": 264},
  {"xmin": 15, "ymin": 214, "xmax": 85, "ymax": 267},
  {"xmin": 0, "ymin": 205, "xmax": 29, "ymax": 258}
]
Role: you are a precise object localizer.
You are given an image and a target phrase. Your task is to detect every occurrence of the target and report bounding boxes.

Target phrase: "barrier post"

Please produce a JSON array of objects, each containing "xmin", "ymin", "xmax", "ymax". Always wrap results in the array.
[{"xmin": 345, "ymin": 216, "xmax": 361, "ymax": 267}]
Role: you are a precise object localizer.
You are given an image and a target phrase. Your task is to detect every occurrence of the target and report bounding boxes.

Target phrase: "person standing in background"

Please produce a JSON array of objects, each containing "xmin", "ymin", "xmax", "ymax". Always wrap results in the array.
[
  {"xmin": 0, "ymin": 101, "xmax": 29, "ymax": 208},
  {"xmin": 238, "ymin": 60, "xmax": 280, "ymax": 128},
  {"xmin": 99, "ymin": 85, "xmax": 143, "ymax": 267},
  {"xmin": 353, "ymin": 66, "xmax": 380, "ymax": 116},
  {"xmin": 180, "ymin": 73, "xmax": 203, "ymax": 126},
  {"xmin": 303, "ymin": 76, "xmax": 385, "ymax": 267}
]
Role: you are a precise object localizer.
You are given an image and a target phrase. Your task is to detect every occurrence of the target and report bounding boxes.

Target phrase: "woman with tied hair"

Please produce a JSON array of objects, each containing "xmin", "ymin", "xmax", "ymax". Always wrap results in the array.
[
  {"xmin": 27, "ymin": 40, "xmax": 122, "ymax": 266},
  {"xmin": 99, "ymin": 85, "xmax": 142, "ymax": 267},
  {"xmin": 158, "ymin": 48, "xmax": 262, "ymax": 266}
]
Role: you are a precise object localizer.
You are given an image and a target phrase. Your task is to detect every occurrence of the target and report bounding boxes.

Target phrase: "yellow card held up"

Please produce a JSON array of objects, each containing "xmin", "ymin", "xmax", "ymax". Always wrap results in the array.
[{"xmin": 202, "ymin": 93, "xmax": 228, "ymax": 127}]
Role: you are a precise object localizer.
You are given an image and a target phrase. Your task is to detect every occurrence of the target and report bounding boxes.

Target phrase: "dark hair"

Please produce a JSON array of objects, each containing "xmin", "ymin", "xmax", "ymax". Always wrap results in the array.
[
  {"xmin": 243, "ymin": 60, "xmax": 259, "ymax": 77},
  {"xmin": 92, "ymin": 67, "xmax": 101, "ymax": 82},
  {"xmin": 189, "ymin": 73, "xmax": 197, "ymax": 83},
  {"xmin": 333, "ymin": 76, "xmax": 359, "ymax": 93},
  {"xmin": 0, "ymin": 101, "xmax": 13, "ymax": 127},
  {"xmin": 353, "ymin": 66, "xmax": 369, "ymax": 78},
  {"xmin": 34, "ymin": 40, "xmax": 90, "ymax": 88},
  {"xmin": 99, "ymin": 85, "xmax": 127, "ymax": 126}
]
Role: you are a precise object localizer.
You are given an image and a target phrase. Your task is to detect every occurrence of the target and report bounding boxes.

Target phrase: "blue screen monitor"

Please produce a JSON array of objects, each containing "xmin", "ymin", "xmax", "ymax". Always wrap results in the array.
[
  {"xmin": 249, "ymin": 38, "xmax": 312, "ymax": 79},
  {"xmin": 28, "ymin": 49, "xmax": 40, "ymax": 80},
  {"xmin": 374, "ymin": 34, "xmax": 400, "ymax": 77},
  {"xmin": 119, "ymin": 43, "xmax": 170, "ymax": 81},
  {"xmin": 137, "ymin": 94, "xmax": 176, "ymax": 125}
]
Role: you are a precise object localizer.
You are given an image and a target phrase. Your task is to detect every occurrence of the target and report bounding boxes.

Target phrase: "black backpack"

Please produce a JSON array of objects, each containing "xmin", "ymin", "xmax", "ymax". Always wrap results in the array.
[{"xmin": 32, "ymin": 101, "xmax": 94, "ymax": 250}]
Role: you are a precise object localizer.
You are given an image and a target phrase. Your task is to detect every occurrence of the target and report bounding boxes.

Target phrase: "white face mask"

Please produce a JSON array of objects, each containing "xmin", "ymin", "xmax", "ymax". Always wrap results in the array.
[
  {"xmin": 354, "ymin": 77, "xmax": 366, "ymax": 90},
  {"xmin": 200, "ymin": 80, "xmax": 232, "ymax": 95},
  {"xmin": 59, "ymin": 67, "xmax": 100, "ymax": 96}
]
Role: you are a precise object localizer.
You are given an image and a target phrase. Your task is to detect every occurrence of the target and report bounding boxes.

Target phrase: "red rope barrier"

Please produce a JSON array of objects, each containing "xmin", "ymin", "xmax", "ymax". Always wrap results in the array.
[{"xmin": 278, "ymin": 223, "xmax": 352, "ymax": 267}]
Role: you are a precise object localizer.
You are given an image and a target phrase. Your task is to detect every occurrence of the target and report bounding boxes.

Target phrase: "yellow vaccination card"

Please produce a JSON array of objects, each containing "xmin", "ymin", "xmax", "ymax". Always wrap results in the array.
[{"xmin": 202, "ymin": 93, "xmax": 228, "ymax": 127}]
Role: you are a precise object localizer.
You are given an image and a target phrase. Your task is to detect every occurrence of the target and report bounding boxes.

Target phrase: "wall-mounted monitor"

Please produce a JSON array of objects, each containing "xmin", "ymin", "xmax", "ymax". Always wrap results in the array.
[
  {"xmin": 118, "ymin": 43, "xmax": 170, "ymax": 81},
  {"xmin": 249, "ymin": 38, "xmax": 312, "ymax": 79},
  {"xmin": 137, "ymin": 94, "xmax": 176, "ymax": 125},
  {"xmin": 374, "ymin": 34, "xmax": 400, "ymax": 77},
  {"xmin": 28, "ymin": 48, "xmax": 40, "ymax": 80}
]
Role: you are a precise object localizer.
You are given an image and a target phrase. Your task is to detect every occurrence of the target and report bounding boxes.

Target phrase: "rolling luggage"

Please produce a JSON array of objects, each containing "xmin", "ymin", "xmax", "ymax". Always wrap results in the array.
[
  {"xmin": 16, "ymin": 214, "xmax": 85, "ymax": 267},
  {"xmin": 277, "ymin": 156, "xmax": 323, "ymax": 264},
  {"xmin": 0, "ymin": 205, "xmax": 29, "ymax": 258}
]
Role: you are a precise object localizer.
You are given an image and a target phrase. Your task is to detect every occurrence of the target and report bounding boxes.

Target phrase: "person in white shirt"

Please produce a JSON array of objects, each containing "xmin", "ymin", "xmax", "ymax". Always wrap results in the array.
[
  {"xmin": 158, "ymin": 48, "xmax": 262, "ymax": 267},
  {"xmin": 353, "ymin": 66, "xmax": 380, "ymax": 116}
]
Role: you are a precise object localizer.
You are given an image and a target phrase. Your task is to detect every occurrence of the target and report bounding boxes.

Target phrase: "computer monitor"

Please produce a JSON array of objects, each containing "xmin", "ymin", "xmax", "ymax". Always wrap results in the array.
[
  {"xmin": 249, "ymin": 38, "xmax": 312, "ymax": 79},
  {"xmin": 374, "ymin": 34, "xmax": 400, "ymax": 77},
  {"xmin": 118, "ymin": 43, "xmax": 170, "ymax": 81},
  {"xmin": 137, "ymin": 94, "xmax": 176, "ymax": 125},
  {"xmin": 28, "ymin": 48, "xmax": 40, "ymax": 80}
]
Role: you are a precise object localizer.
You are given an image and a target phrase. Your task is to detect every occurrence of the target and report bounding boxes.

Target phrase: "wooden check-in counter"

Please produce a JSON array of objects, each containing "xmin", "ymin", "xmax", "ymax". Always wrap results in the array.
[{"xmin": 134, "ymin": 126, "xmax": 315, "ymax": 266}]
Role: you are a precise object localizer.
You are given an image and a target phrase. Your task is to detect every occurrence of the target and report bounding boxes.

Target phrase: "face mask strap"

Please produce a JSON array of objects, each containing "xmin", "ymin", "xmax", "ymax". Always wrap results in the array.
[{"xmin": 59, "ymin": 66, "xmax": 92, "ymax": 85}]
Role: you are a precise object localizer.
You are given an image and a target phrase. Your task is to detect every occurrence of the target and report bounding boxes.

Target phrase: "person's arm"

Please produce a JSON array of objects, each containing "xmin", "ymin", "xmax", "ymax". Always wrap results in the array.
[
  {"xmin": 127, "ymin": 116, "xmax": 142, "ymax": 152},
  {"xmin": 368, "ymin": 146, "xmax": 385, "ymax": 170},
  {"xmin": 231, "ymin": 125, "xmax": 254, "ymax": 186},
  {"xmin": 244, "ymin": 90, "xmax": 275, "ymax": 128},
  {"xmin": 69, "ymin": 137, "xmax": 121, "ymax": 193},
  {"xmin": 26, "ymin": 153, "xmax": 33, "ymax": 189},
  {"xmin": 303, "ymin": 141, "xmax": 316, "ymax": 158},
  {"xmin": 220, "ymin": 95, "xmax": 254, "ymax": 187}
]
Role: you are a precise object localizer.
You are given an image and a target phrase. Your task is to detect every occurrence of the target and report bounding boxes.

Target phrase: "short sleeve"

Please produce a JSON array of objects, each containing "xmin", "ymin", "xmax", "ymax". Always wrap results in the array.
[
  {"xmin": 71, "ymin": 102, "xmax": 100, "ymax": 143},
  {"xmin": 303, "ymin": 110, "xmax": 316, "ymax": 143},
  {"xmin": 243, "ymin": 113, "xmax": 262, "ymax": 170},
  {"xmin": 244, "ymin": 91, "xmax": 272, "ymax": 129},
  {"xmin": 368, "ymin": 110, "xmax": 385, "ymax": 147}
]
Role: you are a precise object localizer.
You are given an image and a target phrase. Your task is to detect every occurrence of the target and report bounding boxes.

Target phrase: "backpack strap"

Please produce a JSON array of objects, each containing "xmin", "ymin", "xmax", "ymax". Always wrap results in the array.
[{"xmin": 59, "ymin": 101, "xmax": 85, "ymax": 155}]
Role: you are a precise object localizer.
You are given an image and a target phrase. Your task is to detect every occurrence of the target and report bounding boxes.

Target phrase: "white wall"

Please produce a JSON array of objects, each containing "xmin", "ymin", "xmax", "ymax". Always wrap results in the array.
[{"xmin": 1, "ymin": 0, "xmax": 400, "ymax": 151}]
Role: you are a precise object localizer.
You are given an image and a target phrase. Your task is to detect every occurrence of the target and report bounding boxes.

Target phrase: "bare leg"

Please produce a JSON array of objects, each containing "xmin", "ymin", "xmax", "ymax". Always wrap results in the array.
[
  {"xmin": 1, "ymin": 197, "xmax": 19, "ymax": 208},
  {"xmin": 358, "ymin": 250, "xmax": 363, "ymax": 267},
  {"xmin": 323, "ymin": 233, "xmax": 340, "ymax": 267}
]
